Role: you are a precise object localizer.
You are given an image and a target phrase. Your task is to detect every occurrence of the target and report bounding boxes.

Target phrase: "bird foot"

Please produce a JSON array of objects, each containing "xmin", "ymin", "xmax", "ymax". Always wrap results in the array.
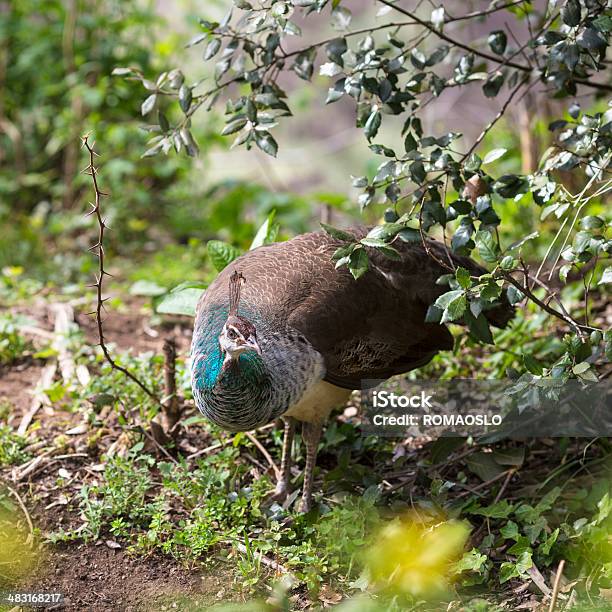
[
  {"xmin": 268, "ymin": 482, "xmax": 290, "ymax": 504},
  {"xmin": 297, "ymin": 495, "xmax": 313, "ymax": 514}
]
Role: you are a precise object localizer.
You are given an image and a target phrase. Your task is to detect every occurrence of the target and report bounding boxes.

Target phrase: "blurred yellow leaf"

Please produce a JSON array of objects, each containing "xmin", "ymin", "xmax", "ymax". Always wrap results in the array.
[{"xmin": 365, "ymin": 509, "xmax": 470, "ymax": 598}]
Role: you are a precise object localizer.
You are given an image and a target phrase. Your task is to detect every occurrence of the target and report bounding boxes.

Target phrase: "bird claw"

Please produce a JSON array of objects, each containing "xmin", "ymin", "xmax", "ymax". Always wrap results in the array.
[{"xmin": 267, "ymin": 482, "xmax": 290, "ymax": 504}]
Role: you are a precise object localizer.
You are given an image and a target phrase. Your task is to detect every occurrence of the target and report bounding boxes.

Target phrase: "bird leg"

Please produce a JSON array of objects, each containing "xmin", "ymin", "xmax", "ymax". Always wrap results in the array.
[
  {"xmin": 270, "ymin": 417, "xmax": 296, "ymax": 503},
  {"xmin": 298, "ymin": 421, "xmax": 322, "ymax": 513}
]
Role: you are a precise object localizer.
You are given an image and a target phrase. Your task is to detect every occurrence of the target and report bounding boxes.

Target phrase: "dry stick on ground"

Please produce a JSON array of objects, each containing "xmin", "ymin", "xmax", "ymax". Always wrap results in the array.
[
  {"xmin": 6, "ymin": 485, "xmax": 35, "ymax": 547},
  {"xmin": 17, "ymin": 363, "xmax": 57, "ymax": 436},
  {"xmin": 50, "ymin": 302, "xmax": 76, "ymax": 384},
  {"xmin": 245, "ymin": 431, "xmax": 281, "ymax": 480},
  {"xmin": 549, "ymin": 559, "xmax": 566, "ymax": 612}
]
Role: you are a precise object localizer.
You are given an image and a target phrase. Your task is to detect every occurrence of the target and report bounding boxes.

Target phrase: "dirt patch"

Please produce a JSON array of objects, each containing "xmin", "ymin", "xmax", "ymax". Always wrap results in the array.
[
  {"xmin": 19, "ymin": 543, "xmax": 237, "ymax": 611},
  {"xmin": 75, "ymin": 298, "xmax": 193, "ymax": 357},
  {"xmin": 0, "ymin": 361, "xmax": 46, "ymax": 419}
]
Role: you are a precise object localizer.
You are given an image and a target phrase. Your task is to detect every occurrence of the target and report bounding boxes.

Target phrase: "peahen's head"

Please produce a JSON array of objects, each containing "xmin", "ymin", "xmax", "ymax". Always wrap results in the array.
[{"xmin": 219, "ymin": 271, "xmax": 261, "ymax": 367}]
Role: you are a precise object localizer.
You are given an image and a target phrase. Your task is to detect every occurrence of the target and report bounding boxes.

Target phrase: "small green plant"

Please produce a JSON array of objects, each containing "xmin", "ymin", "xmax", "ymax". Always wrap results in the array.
[
  {"xmin": 0, "ymin": 426, "xmax": 31, "ymax": 467},
  {"xmin": 0, "ymin": 315, "xmax": 32, "ymax": 365}
]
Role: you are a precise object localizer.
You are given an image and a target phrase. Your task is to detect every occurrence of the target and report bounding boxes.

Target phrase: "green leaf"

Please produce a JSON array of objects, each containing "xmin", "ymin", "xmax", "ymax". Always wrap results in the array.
[
  {"xmin": 158, "ymin": 112, "xmax": 170, "ymax": 132},
  {"xmin": 204, "ymin": 38, "xmax": 221, "ymax": 61},
  {"xmin": 561, "ymin": 0, "xmax": 581, "ymax": 27},
  {"xmin": 456, "ymin": 267, "xmax": 471, "ymax": 289},
  {"xmin": 539, "ymin": 528, "xmax": 559, "ymax": 556},
  {"xmin": 523, "ymin": 353, "xmax": 543, "ymax": 376},
  {"xmin": 321, "ymin": 223, "xmax": 354, "ymax": 242},
  {"xmin": 428, "ymin": 437, "xmax": 465, "ymax": 464},
  {"xmin": 156, "ymin": 288, "xmax": 204, "ymax": 317},
  {"xmin": 466, "ymin": 452, "xmax": 506, "ymax": 482},
  {"xmin": 488, "ymin": 30, "xmax": 507, "ymax": 55},
  {"xmin": 178, "ymin": 84, "xmax": 192, "ymax": 113},
  {"xmin": 207, "ymin": 240, "xmax": 242, "ymax": 272},
  {"xmin": 454, "ymin": 549, "xmax": 488, "ymax": 574},
  {"xmin": 348, "ymin": 247, "xmax": 369, "ymax": 280},
  {"xmin": 598, "ymin": 267, "xmax": 612, "ymax": 285},
  {"xmin": 434, "ymin": 289, "xmax": 463, "ymax": 310},
  {"xmin": 437, "ymin": 290, "xmax": 467, "ymax": 323},
  {"xmin": 559, "ymin": 264, "xmax": 572, "ymax": 283},
  {"xmin": 475, "ymin": 231, "xmax": 499, "ymax": 263},
  {"xmin": 507, "ymin": 536, "xmax": 532, "ymax": 556},
  {"xmin": 494, "ymin": 447, "xmax": 524, "ymax": 467},
  {"xmin": 331, "ymin": 5, "xmax": 352, "ymax": 30},
  {"xmin": 222, "ymin": 117, "xmax": 248, "ymax": 136},
  {"xmin": 292, "ymin": 48, "xmax": 316, "ymax": 80},
  {"xmin": 500, "ymin": 521, "xmax": 520, "ymax": 541},
  {"xmin": 255, "ymin": 131, "xmax": 278, "ymax": 157},
  {"xmin": 364, "ymin": 109, "xmax": 381, "ymax": 141},
  {"xmin": 404, "ymin": 132, "xmax": 418, "ymax": 153},
  {"xmin": 129, "ymin": 280, "xmax": 167, "ymax": 297},
  {"xmin": 499, "ymin": 551, "xmax": 532, "ymax": 583},
  {"xmin": 409, "ymin": 160, "xmax": 426, "ymax": 184},
  {"xmin": 111, "ymin": 67, "xmax": 134, "ymax": 76},
  {"xmin": 464, "ymin": 310, "xmax": 493, "ymax": 344},
  {"xmin": 483, "ymin": 148, "xmax": 507, "ymax": 164},
  {"xmin": 572, "ymin": 361, "xmax": 597, "ymax": 381},
  {"xmin": 580, "ymin": 216, "xmax": 604, "ymax": 230},
  {"xmin": 250, "ymin": 211, "xmax": 279, "ymax": 250},
  {"xmin": 141, "ymin": 94, "xmax": 157, "ymax": 116},
  {"xmin": 471, "ymin": 499, "xmax": 514, "ymax": 519},
  {"xmin": 483, "ymin": 71, "xmax": 504, "ymax": 98},
  {"xmin": 397, "ymin": 228, "xmax": 420, "ymax": 242}
]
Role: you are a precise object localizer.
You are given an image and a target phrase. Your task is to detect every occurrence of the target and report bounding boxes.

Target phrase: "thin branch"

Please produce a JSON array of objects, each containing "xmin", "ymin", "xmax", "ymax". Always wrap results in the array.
[
  {"xmin": 377, "ymin": 0, "xmax": 532, "ymax": 71},
  {"xmin": 500, "ymin": 268, "xmax": 587, "ymax": 339},
  {"xmin": 444, "ymin": 0, "xmax": 528, "ymax": 23},
  {"xmin": 81, "ymin": 135, "xmax": 161, "ymax": 403},
  {"xmin": 463, "ymin": 75, "xmax": 531, "ymax": 160},
  {"xmin": 376, "ymin": 0, "xmax": 612, "ymax": 92}
]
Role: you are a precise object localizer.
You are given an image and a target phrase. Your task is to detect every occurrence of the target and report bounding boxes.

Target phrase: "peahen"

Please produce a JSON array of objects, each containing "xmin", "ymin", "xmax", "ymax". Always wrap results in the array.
[{"xmin": 190, "ymin": 228, "xmax": 513, "ymax": 512}]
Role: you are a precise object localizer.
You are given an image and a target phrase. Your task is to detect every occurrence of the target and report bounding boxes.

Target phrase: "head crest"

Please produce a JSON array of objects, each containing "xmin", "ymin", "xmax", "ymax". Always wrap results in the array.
[{"xmin": 228, "ymin": 271, "xmax": 245, "ymax": 316}]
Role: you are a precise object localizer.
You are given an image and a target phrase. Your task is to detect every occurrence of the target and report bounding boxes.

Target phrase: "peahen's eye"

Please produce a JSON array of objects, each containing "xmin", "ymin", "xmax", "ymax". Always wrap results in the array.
[{"xmin": 227, "ymin": 328, "xmax": 238, "ymax": 340}]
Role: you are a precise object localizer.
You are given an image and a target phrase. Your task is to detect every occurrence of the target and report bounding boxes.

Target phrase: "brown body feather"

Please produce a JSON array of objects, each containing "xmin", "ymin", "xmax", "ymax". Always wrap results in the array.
[{"xmin": 198, "ymin": 228, "xmax": 513, "ymax": 390}]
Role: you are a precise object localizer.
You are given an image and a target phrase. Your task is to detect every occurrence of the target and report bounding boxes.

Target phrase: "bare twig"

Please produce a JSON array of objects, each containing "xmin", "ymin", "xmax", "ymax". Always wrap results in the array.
[
  {"xmin": 6, "ymin": 485, "xmax": 34, "ymax": 547},
  {"xmin": 528, "ymin": 564, "xmax": 552, "ymax": 598},
  {"xmin": 245, "ymin": 431, "xmax": 281, "ymax": 479},
  {"xmin": 463, "ymin": 76, "xmax": 532, "ymax": 160},
  {"xmin": 549, "ymin": 560, "xmax": 566, "ymax": 611},
  {"xmin": 457, "ymin": 468, "xmax": 512, "ymax": 499},
  {"xmin": 492, "ymin": 468, "xmax": 514, "ymax": 505},
  {"xmin": 81, "ymin": 135, "xmax": 160, "ymax": 403}
]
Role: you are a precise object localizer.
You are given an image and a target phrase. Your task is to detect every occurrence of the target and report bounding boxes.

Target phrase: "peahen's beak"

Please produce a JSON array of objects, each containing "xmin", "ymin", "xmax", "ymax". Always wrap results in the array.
[{"xmin": 245, "ymin": 335, "xmax": 262, "ymax": 355}]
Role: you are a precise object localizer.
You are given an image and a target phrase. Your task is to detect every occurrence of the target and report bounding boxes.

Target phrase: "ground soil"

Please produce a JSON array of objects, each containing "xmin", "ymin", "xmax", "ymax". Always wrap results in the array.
[{"xmin": 20, "ymin": 543, "xmax": 228, "ymax": 612}]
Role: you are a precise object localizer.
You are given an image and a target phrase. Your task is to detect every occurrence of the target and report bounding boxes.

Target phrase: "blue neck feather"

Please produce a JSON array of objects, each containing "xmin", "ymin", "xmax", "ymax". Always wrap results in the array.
[{"xmin": 191, "ymin": 304, "xmax": 266, "ymax": 391}]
